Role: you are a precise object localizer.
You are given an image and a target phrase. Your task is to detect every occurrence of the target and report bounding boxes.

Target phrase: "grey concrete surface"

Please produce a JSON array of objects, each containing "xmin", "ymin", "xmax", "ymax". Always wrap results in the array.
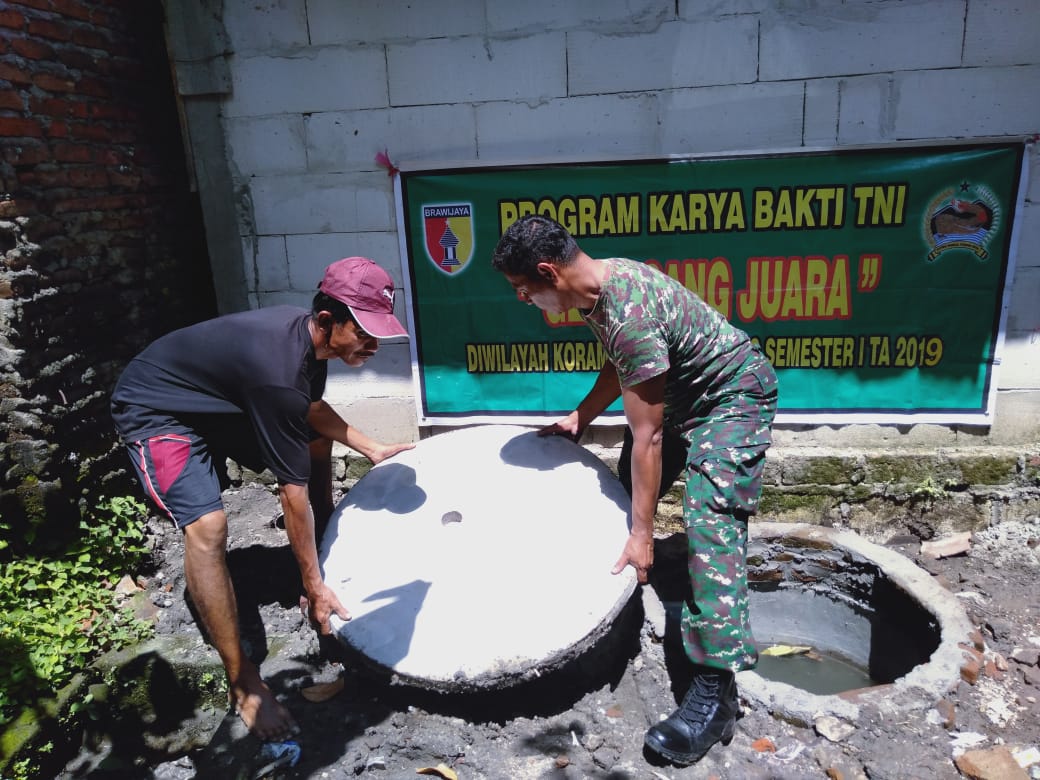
[{"xmin": 319, "ymin": 424, "xmax": 638, "ymax": 692}]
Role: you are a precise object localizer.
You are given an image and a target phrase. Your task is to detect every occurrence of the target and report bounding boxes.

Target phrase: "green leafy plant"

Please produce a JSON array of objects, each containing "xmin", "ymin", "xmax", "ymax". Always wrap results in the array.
[{"xmin": 0, "ymin": 495, "xmax": 155, "ymax": 729}]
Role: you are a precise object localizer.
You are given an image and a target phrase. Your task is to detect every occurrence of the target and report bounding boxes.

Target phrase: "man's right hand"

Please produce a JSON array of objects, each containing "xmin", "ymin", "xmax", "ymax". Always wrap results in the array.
[
  {"xmin": 300, "ymin": 584, "xmax": 351, "ymax": 635},
  {"xmin": 368, "ymin": 440, "xmax": 415, "ymax": 465},
  {"xmin": 538, "ymin": 410, "xmax": 583, "ymax": 441}
]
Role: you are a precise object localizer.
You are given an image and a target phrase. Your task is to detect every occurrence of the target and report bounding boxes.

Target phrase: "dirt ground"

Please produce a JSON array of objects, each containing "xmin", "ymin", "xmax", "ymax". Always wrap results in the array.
[{"xmin": 59, "ymin": 483, "xmax": 1040, "ymax": 780}]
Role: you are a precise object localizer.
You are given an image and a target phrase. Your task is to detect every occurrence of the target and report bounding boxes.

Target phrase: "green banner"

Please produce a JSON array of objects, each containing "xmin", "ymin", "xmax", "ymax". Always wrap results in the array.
[{"xmin": 398, "ymin": 143, "xmax": 1023, "ymax": 424}]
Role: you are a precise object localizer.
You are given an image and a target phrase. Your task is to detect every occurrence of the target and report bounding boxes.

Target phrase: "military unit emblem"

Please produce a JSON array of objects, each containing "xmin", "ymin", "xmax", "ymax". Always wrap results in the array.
[
  {"xmin": 925, "ymin": 183, "xmax": 1001, "ymax": 262},
  {"xmin": 422, "ymin": 203, "xmax": 474, "ymax": 274}
]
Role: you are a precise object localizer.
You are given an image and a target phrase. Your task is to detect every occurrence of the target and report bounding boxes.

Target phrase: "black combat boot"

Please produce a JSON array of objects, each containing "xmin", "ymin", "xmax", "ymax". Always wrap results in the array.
[{"xmin": 644, "ymin": 669, "xmax": 739, "ymax": 765}]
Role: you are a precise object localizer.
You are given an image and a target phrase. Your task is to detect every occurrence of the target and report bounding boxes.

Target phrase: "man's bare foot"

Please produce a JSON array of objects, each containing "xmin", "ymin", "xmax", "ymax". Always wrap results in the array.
[{"xmin": 230, "ymin": 679, "xmax": 299, "ymax": 741}]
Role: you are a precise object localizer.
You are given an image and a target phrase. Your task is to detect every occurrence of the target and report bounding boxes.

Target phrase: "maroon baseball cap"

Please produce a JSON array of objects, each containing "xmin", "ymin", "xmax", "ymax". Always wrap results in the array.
[{"xmin": 318, "ymin": 257, "xmax": 408, "ymax": 339}]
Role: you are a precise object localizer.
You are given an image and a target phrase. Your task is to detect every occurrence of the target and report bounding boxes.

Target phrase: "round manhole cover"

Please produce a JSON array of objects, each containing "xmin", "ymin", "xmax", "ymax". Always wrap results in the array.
[{"xmin": 319, "ymin": 425, "xmax": 636, "ymax": 691}]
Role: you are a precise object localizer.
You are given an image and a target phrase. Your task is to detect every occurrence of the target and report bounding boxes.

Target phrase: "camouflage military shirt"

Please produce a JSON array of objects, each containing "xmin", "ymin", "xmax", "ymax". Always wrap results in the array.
[{"xmin": 581, "ymin": 257, "xmax": 762, "ymax": 433}]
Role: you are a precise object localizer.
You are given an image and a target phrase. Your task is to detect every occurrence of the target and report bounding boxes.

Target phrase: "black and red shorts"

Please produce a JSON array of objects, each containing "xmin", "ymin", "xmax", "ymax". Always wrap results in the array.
[{"xmin": 124, "ymin": 428, "xmax": 226, "ymax": 529}]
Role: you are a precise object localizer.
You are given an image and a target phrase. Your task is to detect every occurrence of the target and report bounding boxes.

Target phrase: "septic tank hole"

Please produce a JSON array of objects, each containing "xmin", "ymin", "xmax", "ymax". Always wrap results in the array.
[
  {"xmin": 649, "ymin": 523, "xmax": 973, "ymax": 724},
  {"xmin": 747, "ymin": 532, "xmax": 940, "ymax": 696}
]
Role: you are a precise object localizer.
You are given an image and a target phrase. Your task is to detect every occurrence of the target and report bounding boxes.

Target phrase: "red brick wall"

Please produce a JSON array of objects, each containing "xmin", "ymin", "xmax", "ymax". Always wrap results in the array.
[{"xmin": 0, "ymin": 0, "xmax": 217, "ymax": 546}]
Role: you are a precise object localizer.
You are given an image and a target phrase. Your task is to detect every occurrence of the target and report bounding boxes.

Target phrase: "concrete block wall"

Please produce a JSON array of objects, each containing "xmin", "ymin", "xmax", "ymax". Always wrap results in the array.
[{"xmin": 165, "ymin": 0, "xmax": 1040, "ymax": 449}]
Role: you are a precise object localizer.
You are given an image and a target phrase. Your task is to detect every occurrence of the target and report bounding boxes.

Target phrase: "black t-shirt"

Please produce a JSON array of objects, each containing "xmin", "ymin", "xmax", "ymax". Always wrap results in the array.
[{"xmin": 111, "ymin": 306, "xmax": 327, "ymax": 485}]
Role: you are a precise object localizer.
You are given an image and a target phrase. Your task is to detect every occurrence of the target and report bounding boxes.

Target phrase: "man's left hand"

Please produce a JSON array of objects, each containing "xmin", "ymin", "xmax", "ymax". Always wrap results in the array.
[{"xmin": 611, "ymin": 532, "xmax": 654, "ymax": 584}]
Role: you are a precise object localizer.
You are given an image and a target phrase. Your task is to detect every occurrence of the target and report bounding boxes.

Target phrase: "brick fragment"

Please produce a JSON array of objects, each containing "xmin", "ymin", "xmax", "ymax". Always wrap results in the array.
[
  {"xmin": 969, "ymin": 629, "xmax": 986, "ymax": 651},
  {"xmin": 27, "ymin": 18, "xmax": 72, "ymax": 42},
  {"xmin": 0, "ymin": 116, "xmax": 43, "ymax": 138},
  {"xmin": 933, "ymin": 698, "xmax": 956, "ymax": 729},
  {"xmin": 29, "ymin": 95, "xmax": 89, "ymax": 119},
  {"xmin": 71, "ymin": 26, "xmax": 111, "ymax": 50},
  {"xmin": 0, "ymin": 91, "xmax": 23, "ymax": 110},
  {"xmin": 0, "ymin": 61, "xmax": 32, "ymax": 85},
  {"xmin": 0, "ymin": 9, "xmax": 26, "ymax": 29},
  {"xmin": 33, "ymin": 72, "xmax": 76, "ymax": 92},
  {"xmin": 10, "ymin": 37, "xmax": 53, "ymax": 59},
  {"xmin": 960, "ymin": 652, "xmax": 981, "ymax": 685},
  {"xmin": 10, "ymin": 0, "xmax": 52, "ymax": 11},
  {"xmin": 954, "ymin": 747, "xmax": 1029, "ymax": 780},
  {"xmin": 49, "ymin": 0, "xmax": 93, "ymax": 21}
]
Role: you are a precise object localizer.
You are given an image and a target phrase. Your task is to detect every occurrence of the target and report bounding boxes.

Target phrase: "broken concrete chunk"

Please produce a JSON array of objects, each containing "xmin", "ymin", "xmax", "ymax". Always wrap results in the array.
[
  {"xmin": 814, "ymin": 714, "xmax": 856, "ymax": 742},
  {"xmin": 920, "ymin": 531, "xmax": 973, "ymax": 559},
  {"xmin": 1010, "ymin": 648, "xmax": 1040, "ymax": 667}
]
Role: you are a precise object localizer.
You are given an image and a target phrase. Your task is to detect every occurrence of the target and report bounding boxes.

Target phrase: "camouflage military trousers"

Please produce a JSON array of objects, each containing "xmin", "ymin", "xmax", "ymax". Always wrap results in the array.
[{"xmin": 619, "ymin": 351, "xmax": 778, "ymax": 673}]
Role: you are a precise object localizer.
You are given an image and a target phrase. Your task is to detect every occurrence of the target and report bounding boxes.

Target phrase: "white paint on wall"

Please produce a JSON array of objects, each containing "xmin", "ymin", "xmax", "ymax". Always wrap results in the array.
[
  {"xmin": 475, "ymin": 94, "xmax": 660, "ymax": 161},
  {"xmin": 308, "ymin": 0, "xmax": 487, "ymax": 46},
  {"xmin": 492, "ymin": 0, "xmax": 671, "ymax": 34},
  {"xmin": 891, "ymin": 67, "xmax": 1040, "ymax": 139},
  {"xmin": 568, "ymin": 17, "xmax": 759, "ymax": 95},
  {"xmin": 222, "ymin": 0, "xmax": 309, "ymax": 52},
  {"xmin": 759, "ymin": 0, "xmax": 964, "ymax": 81},
  {"xmin": 305, "ymin": 104, "xmax": 478, "ymax": 173},
  {"xmin": 387, "ymin": 33, "xmax": 567, "ymax": 106},
  {"xmin": 225, "ymin": 47, "xmax": 389, "ymax": 118},
  {"xmin": 286, "ymin": 232, "xmax": 404, "ymax": 291},
  {"xmin": 963, "ymin": 0, "xmax": 1040, "ymax": 67},
  {"xmin": 250, "ymin": 172, "xmax": 394, "ymax": 235},
  {"xmin": 224, "ymin": 114, "xmax": 307, "ymax": 176},
  {"xmin": 657, "ymin": 82, "xmax": 804, "ymax": 153}
]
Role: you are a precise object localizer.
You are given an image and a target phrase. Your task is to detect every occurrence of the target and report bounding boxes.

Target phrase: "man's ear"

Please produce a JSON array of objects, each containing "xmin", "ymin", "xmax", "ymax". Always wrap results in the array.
[
  {"xmin": 317, "ymin": 312, "xmax": 333, "ymax": 331},
  {"xmin": 535, "ymin": 261, "xmax": 557, "ymax": 282}
]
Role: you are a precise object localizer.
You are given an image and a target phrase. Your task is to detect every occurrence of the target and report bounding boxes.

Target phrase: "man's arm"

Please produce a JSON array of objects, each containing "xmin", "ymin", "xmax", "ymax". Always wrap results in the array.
[
  {"xmin": 293, "ymin": 401, "xmax": 412, "ymax": 632},
  {"xmin": 612, "ymin": 372, "xmax": 666, "ymax": 584},
  {"xmin": 307, "ymin": 399, "xmax": 414, "ymax": 464},
  {"xmin": 279, "ymin": 480, "xmax": 349, "ymax": 633},
  {"xmin": 540, "ymin": 361, "xmax": 622, "ymax": 440}
]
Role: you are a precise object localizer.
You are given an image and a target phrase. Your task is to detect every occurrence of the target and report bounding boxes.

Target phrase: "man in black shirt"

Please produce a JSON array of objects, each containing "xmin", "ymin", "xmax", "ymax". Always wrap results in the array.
[{"xmin": 112, "ymin": 257, "xmax": 413, "ymax": 740}]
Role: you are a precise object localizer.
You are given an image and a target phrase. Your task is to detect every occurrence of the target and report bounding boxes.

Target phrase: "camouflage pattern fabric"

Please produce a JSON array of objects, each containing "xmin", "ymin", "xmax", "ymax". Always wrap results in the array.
[
  {"xmin": 682, "ymin": 514, "xmax": 756, "ymax": 671},
  {"xmin": 681, "ymin": 352, "xmax": 776, "ymax": 672},
  {"xmin": 581, "ymin": 258, "xmax": 763, "ymax": 430},
  {"xmin": 588, "ymin": 259, "xmax": 778, "ymax": 672}
]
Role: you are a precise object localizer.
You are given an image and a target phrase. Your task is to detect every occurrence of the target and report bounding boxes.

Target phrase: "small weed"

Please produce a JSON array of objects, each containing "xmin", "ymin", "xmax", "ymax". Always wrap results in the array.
[
  {"xmin": 199, "ymin": 670, "xmax": 224, "ymax": 693},
  {"xmin": 910, "ymin": 476, "xmax": 948, "ymax": 502}
]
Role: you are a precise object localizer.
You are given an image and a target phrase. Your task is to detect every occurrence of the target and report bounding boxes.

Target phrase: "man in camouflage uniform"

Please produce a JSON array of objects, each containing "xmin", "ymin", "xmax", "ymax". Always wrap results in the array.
[{"xmin": 491, "ymin": 215, "xmax": 777, "ymax": 766}]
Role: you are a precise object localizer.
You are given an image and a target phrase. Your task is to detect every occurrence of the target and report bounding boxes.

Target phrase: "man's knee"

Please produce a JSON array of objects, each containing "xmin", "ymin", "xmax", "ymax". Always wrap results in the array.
[{"xmin": 183, "ymin": 510, "xmax": 229, "ymax": 555}]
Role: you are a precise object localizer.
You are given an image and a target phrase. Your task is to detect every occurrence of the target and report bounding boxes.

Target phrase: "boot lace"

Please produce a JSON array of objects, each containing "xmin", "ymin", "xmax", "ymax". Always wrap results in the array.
[{"xmin": 677, "ymin": 674, "xmax": 722, "ymax": 727}]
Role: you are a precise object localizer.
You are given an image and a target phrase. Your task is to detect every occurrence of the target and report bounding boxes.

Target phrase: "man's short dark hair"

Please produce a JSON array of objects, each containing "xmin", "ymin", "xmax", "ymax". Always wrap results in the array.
[
  {"xmin": 491, "ymin": 215, "xmax": 579, "ymax": 278},
  {"xmin": 312, "ymin": 291, "xmax": 354, "ymax": 324}
]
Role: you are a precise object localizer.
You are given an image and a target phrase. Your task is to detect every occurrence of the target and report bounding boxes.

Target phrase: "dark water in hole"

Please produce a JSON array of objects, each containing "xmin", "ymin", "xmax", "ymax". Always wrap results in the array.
[{"xmin": 754, "ymin": 643, "xmax": 876, "ymax": 695}]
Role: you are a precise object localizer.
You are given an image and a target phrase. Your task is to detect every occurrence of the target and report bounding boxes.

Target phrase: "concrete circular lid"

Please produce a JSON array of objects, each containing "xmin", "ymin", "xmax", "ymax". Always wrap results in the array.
[{"xmin": 319, "ymin": 424, "xmax": 637, "ymax": 692}]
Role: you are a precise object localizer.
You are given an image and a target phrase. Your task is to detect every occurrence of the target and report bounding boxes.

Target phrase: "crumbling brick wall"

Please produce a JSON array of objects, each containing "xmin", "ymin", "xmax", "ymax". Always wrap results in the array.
[{"xmin": 0, "ymin": 0, "xmax": 216, "ymax": 545}]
